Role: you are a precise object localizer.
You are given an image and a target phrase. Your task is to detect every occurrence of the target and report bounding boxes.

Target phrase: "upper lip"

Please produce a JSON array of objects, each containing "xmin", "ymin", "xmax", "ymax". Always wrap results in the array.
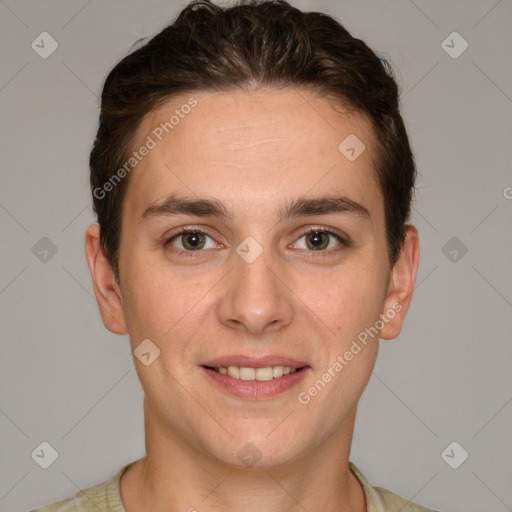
[{"xmin": 201, "ymin": 355, "xmax": 309, "ymax": 369}]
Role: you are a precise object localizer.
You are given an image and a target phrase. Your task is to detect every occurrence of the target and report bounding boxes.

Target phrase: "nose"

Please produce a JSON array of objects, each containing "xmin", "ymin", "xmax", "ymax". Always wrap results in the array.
[{"xmin": 217, "ymin": 248, "xmax": 294, "ymax": 335}]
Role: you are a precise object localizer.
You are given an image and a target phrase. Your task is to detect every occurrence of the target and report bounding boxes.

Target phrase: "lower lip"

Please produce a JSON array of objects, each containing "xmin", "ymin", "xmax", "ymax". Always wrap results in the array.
[{"xmin": 201, "ymin": 366, "xmax": 310, "ymax": 400}]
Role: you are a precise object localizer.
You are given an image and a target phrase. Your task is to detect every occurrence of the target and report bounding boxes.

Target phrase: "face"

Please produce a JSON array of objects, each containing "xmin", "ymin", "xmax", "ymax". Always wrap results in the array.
[{"xmin": 87, "ymin": 87, "xmax": 418, "ymax": 470}]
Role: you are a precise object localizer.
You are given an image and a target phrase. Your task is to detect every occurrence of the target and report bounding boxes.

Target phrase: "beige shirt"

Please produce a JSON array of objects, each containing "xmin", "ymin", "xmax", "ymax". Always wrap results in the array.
[{"xmin": 31, "ymin": 461, "xmax": 438, "ymax": 511}]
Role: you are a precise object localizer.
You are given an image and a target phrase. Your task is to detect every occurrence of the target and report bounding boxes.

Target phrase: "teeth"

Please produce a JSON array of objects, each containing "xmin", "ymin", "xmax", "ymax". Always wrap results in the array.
[
  {"xmin": 215, "ymin": 365, "xmax": 299, "ymax": 381},
  {"xmin": 273, "ymin": 366, "xmax": 284, "ymax": 378},
  {"xmin": 256, "ymin": 367, "xmax": 273, "ymax": 381},
  {"xmin": 227, "ymin": 366, "xmax": 239, "ymax": 379},
  {"xmin": 239, "ymin": 367, "xmax": 255, "ymax": 380}
]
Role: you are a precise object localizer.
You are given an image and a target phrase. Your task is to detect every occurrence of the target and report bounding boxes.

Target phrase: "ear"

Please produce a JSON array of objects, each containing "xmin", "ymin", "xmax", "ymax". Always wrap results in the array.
[
  {"xmin": 85, "ymin": 223, "xmax": 127, "ymax": 335},
  {"xmin": 379, "ymin": 224, "xmax": 420, "ymax": 340}
]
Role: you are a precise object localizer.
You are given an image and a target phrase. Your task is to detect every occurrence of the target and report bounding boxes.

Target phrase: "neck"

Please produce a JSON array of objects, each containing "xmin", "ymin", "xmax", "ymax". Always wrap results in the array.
[{"xmin": 120, "ymin": 399, "xmax": 366, "ymax": 512}]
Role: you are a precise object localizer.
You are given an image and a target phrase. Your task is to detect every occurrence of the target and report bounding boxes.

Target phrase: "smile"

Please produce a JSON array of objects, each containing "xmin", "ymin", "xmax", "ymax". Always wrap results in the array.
[
  {"xmin": 201, "ymin": 364, "xmax": 310, "ymax": 400},
  {"xmin": 205, "ymin": 365, "xmax": 301, "ymax": 381}
]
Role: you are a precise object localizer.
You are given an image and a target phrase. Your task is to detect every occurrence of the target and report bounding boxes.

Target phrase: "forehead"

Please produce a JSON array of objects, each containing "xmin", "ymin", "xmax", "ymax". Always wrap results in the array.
[{"xmin": 124, "ymin": 87, "xmax": 381, "ymax": 220}]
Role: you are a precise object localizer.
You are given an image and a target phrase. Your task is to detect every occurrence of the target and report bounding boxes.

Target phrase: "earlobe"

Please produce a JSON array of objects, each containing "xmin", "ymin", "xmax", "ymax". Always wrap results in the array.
[
  {"xmin": 379, "ymin": 225, "xmax": 420, "ymax": 340},
  {"xmin": 85, "ymin": 223, "xmax": 127, "ymax": 335}
]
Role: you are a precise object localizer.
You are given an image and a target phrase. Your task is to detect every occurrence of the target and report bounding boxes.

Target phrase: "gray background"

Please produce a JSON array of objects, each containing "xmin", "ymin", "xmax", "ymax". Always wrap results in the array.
[{"xmin": 0, "ymin": 1, "xmax": 511, "ymax": 511}]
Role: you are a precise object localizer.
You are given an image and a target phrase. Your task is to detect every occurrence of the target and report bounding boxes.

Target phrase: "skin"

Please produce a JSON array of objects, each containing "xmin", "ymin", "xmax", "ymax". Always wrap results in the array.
[{"xmin": 85, "ymin": 87, "xmax": 419, "ymax": 512}]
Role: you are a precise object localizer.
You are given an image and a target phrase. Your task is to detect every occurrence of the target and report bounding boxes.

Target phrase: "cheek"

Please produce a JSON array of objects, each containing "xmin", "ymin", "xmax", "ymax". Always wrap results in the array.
[
  {"xmin": 120, "ymin": 256, "xmax": 202, "ymax": 341},
  {"xmin": 303, "ymin": 265, "xmax": 386, "ymax": 343}
]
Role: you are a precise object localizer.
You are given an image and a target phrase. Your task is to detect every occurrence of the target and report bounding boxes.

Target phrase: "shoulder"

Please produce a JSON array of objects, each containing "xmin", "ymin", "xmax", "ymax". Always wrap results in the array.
[
  {"xmin": 30, "ymin": 496, "xmax": 77, "ymax": 512},
  {"xmin": 372, "ymin": 485, "xmax": 439, "ymax": 512},
  {"xmin": 30, "ymin": 462, "xmax": 135, "ymax": 512},
  {"xmin": 349, "ymin": 461, "xmax": 439, "ymax": 512}
]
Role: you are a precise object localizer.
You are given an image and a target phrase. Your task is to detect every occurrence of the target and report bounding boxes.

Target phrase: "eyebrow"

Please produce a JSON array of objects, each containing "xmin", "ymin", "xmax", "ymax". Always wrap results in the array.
[{"xmin": 139, "ymin": 194, "xmax": 371, "ymax": 223}]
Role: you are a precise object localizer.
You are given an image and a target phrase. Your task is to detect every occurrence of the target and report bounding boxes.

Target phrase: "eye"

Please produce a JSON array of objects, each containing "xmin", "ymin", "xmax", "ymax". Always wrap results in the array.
[
  {"xmin": 292, "ymin": 228, "xmax": 346, "ymax": 252},
  {"xmin": 166, "ymin": 228, "xmax": 220, "ymax": 253},
  {"xmin": 164, "ymin": 226, "xmax": 347, "ymax": 258}
]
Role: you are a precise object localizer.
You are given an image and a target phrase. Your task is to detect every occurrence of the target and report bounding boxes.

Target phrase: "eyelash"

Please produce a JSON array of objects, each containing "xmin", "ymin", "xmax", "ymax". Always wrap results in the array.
[{"xmin": 164, "ymin": 226, "xmax": 348, "ymax": 258}]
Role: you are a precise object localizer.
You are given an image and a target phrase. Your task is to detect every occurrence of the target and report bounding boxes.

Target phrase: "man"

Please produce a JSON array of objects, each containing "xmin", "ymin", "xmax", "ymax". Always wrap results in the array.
[{"xmin": 33, "ymin": 0, "xmax": 437, "ymax": 510}]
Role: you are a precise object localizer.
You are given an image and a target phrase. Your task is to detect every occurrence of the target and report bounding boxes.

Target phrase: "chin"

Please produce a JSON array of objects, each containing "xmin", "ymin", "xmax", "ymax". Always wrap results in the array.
[{"xmin": 206, "ymin": 433, "xmax": 307, "ymax": 471}]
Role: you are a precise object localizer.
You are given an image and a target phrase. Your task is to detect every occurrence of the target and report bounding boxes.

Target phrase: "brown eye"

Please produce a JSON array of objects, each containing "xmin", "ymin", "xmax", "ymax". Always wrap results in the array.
[
  {"xmin": 181, "ymin": 232, "xmax": 206, "ymax": 250},
  {"xmin": 167, "ymin": 230, "xmax": 217, "ymax": 252},
  {"xmin": 293, "ymin": 229, "xmax": 345, "ymax": 252},
  {"xmin": 305, "ymin": 231, "xmax": 330, "ymax": 250}
]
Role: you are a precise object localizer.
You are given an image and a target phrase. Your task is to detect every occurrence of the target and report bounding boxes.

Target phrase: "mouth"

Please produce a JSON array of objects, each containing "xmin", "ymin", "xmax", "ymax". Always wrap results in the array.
[
  {"xmin": 202, "ymin": 364, "xmax": 306, "ymax": 381},
  {"xmin": 200, "ymin": 356, "xmax": 310, "ymax": 399}
]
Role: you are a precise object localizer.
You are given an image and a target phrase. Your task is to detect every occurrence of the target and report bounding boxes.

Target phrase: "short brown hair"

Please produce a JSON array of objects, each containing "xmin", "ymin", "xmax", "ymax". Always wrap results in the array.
[{"xmin": 90, "ymin": 0, "xmax": 416, "ymax": 280}]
